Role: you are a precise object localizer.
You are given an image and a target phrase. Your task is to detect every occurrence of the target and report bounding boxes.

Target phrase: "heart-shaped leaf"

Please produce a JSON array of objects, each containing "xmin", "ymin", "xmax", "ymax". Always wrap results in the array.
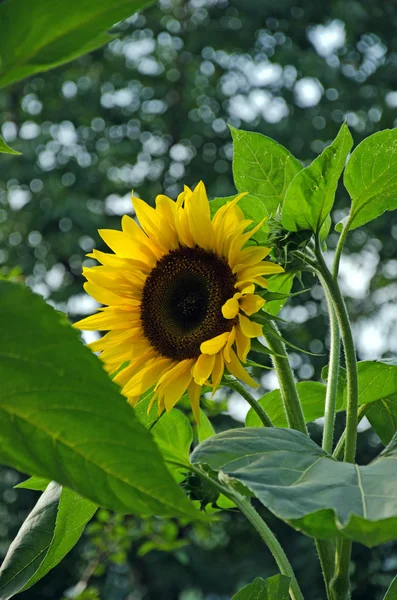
[
  {"xmin": 282, "ymin": 123, "xmax": 352, "ymax": 233},
  {"xmin": 344, "ymin": 129, "xmax": 397, "ymax": 230},
  {"xmin": 231, "ymin": 127, "xmax": 302, "ymax": 218},
  {"xmin": 191, "ymin": 427, "xmax": 397, "ymax": 547}
]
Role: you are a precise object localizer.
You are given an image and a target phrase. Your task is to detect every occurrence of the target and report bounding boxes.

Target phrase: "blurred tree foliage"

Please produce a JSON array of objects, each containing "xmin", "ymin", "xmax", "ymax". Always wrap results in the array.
[{"xmin": 1, "ymin": 0, "xmax": 397, "ymax": 598}]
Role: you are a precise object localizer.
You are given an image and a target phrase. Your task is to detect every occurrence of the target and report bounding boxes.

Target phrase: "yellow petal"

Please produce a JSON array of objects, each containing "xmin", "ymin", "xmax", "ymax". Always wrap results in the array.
[
  {"xmin": 237, "ymin": 262, "xmax": 285, "ymax": 282},
  {"xmin": 188, "ymin": 380, "xmax": 202, "ymax": 423},
  {"xmin": 239, "ymin": 294, "xmax": 265, "ymax": 316},
  {"xmin": 113, "ymin": 350, "xmax": 155, "ymax": 386},
  {"xmin": 211, "ymin": 352, "xmax": 225, "ymax": 396},
  {"xmin": 232, "ymin": 247, "xmax": 272, "ymax": 272},
  {"xmin": 73, "ymin": 308, "xmax": 141, "ymax": 331},
  {"xmin": 184, "ymin": 181, "xmax": 214, "ymax": 250},
  {"xmin": 121, "ymin": 356, "xmax": 173, "ymax": 397},
  {"xmin": 157, "ymin": 359, "xmax": 195, "ymax": 412},
  {"xmin": 238, "ymin": 313, "xmax": 263, "ymax": 338},
  {"xmin": 132, "ymin": 197, "xmax": 178, "ymax": 252},
  {"xmin": 223, "ymin": 327, "xmax": 236, "ymax": 363},
  {"xmin": 236, "ymin": 276, "xmax": 270, "ymax": 290},
  {"xmin": 175, "ymin": 205, "xmax": 195, "ymax": 247},
  {"xmin": 200, "ymin": 331, "xmax": 231, "ymax": 355},
  {"xmin": 225, "ymin": 348, "xmax": 259, "ymax": 388},
  {"xmin": 235, "ymin": 324, "xmax": 251, "ymax": 362},
  {"xmin": 192, "ymin": 353, "xmax": 215, "ymax": 386},
  {"xmin": 99, "ymin": 228, "xmax": 159, "ymax": 263},
  {"xmin": 84, "ymin": 268, "xmax": 144, "ymax": 300},
  {"xmin": 155, "ymin": 194, "xmax": 177, "ymax": 228},
  {"xmin": 84, "ymin": 282, "xmax": 132, "ymax": 308},
  {"xmin": 221, "ymin": 294, "xmax": 241, "ymax": 319},
  {"xmin": 212, "ymin": 193, "xmax": 247, "ymax": 255}
]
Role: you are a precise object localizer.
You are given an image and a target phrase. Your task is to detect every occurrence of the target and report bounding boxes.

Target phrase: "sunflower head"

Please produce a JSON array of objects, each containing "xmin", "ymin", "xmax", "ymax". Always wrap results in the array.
[{"xmin": 75, "ymin": 182, "xmax": 284, "ymax": 421}]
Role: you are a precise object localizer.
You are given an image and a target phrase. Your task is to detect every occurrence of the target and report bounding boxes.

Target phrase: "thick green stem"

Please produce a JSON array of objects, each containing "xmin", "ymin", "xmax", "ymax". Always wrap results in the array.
[
  {"xmin": 189, "ymin": 465, "xmax": 304, "ymax": 600},
  {"xmin": 320, "ymin": 278, "xmax": 341, "ymax": 454},
  {"xmin": 226, "ymin": 378, "xmax": 273, "ymax": 428},
  {"xmin": 333, "ymin": 405, "xmax": 369, "ymax": 461},
  {"xmin": 314, "ymin": 245, "xmax": 358, "ymax": 464},
  {"xmin": 315, "ymin": 539, "xmax": 336, "ymax": 599},
  {"xmin": 262, "ymin": 321, "xmax": 308, "ymax": 435},
  {"xmin": 313, "ymin": 241, "xmax": 358, "ymax": 600},
  {"xmin": 330, "ymin": 539, "xmax": 352, "ymax": 600},
  {"xmin": 233, "ymin": 495, "xmax": 305, "ymax": 600}
]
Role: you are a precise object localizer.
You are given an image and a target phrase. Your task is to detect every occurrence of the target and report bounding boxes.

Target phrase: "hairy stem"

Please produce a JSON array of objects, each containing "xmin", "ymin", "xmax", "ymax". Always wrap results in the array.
[
  {"xmin": 330, "ymin": 539, "xmax": 352, "ymax": 600},
  {"xmin": 313, "ymin": 240, "xmax": 358, "ymax": 600},
  {"xmin": 189, "ymin": 465, "xmax": 304, "ymax": 600},
  {"xmin": 262, "ymin": 320, "xmax": 308, "ymax": 435},
  {"xmin": 314, "ymin": 243, "xmax": 358, "ymax": 464},
  {"xmin": 319, "ymin": 276, "xmax": 341, "ymax": 454},
  {"xmin": 333, "ymin": 405, "xmax": 369, "ymax": 460},
  {"xmin": 226, "ymin": 378, "xmax": 273, "ymax": 427},
  {"xmin": 233, "ymin": 495, "xmax": 305, "ymax": 600}
]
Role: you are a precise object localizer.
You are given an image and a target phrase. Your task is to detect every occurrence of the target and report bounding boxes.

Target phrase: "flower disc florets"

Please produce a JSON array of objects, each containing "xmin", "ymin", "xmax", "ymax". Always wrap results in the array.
[
  {"xmin": 74, "ymin": 182, "xmax": 284, "ymax": 421},
  {"xmin": 141, "ymin": 246, "xmax": 236, "ymax": 361}
]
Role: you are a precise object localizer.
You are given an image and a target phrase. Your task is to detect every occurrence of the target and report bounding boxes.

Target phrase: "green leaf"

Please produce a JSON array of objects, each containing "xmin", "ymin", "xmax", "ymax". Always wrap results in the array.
[
  {"xmin": 246, "ymin": 381, "xmax": 344, "ymax": 428},
  {"xmin": 282, "ymin": 123, "xmax": 353, "ymax": 233},
  {"xmin": 262, "ymin": 273, "xmax": 294, "ymax": 316},
  {"xmin": 0, "ymin": 483, "xmax": 60, "ymax": 599},
  {"xmin": 191, "ymin": 427, "xmax": 397, "ymax": 547},
  {"xmin": 0, "ymin": 281, "xmax": 200, "ymax": 521},
  {"xmin": 247, "ymin": 360, "xmax": 397, "ymax": 437},
  {"xmin": 197, "ymin": 410, "xmax": 216, "ymax": 443},
  {"xmin": 232, "ymin": 574, "xmax": 290, "ymax": 600},
  {"xmin": 21, "ymin": 488, "xmax": 97, "ymax": 592},
  {"xmin": 350, "ymin": 360, "xmax": 397, "ymax": 445},
  {"xmin": 384, "ymin": 575, "xmax": 397, "ymax": 599},
  {"xmin": 231, "ymin": 127, "xmax": 302, "ymax": 218},
  {"xmin": 0, "ymin": 0, "xmax": 153, "ymax": 89},
  {"xmin": 151, "ymin": 410, "xmax": 192, "ymax": 481},
  {"xmin": 344, "ymin": 129, "xmax": 397, "ymax": 230},
  {"xmin": 0, "ymin": 136, "xmax": 21, "ymax": 155},
  {"xmin": 0, "ymin": 483, "xmax": 97, "ymax": 598},
  {"xmin": 15, "ymin": 477, "xmax": 50, "ymax": 491}
]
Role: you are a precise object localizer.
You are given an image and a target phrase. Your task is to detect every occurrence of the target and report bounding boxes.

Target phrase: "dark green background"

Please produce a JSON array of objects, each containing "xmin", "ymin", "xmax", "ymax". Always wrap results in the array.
[{"xmin": 1, "ymin": 0, "xmax": 396, "ymax": 598}]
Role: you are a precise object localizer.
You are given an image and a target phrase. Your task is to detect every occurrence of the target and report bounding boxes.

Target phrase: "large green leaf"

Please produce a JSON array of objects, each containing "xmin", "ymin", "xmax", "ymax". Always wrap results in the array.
[
  {"xmin": 0, "ymin": 0, "xmax": 153, "ymax": 89},
  {"xmin": 231, "ymin": 127, "xmax": 302, "ymax": 219},
  {"xmin": 191, "ymin": 427, "xmax": 397, "ymax": 547},
  {"xmin": 0, "ymin": 136, "xmax": 20, "ymax": 155},
  {"xmin": 282, "ymin": 123, "xmax": 353, "ymax": 233},
  {"xmin": 0, "ymin": 483, "xmax": 96, "ymax": 598},
  {"xmin": 232, "ymin": 575, "xmax": 290, "ymax": 600},
  {"xmin": 0, "ymin": 483, "xmax": 61, "ymax": 599},
  {"xmin": 22, "ymin": 488, "xmax": 96, "ymax": 592},
  {"xmin": 343, "ymin": 129, "xmax": 397, "ymax": 230},
  {"xmin": 0, "ymin": 281, "xmax": 199, "ymax": 520},
  {"xmin": 384, "ymin": 575, "xmax": 397, "ymax": 599}
]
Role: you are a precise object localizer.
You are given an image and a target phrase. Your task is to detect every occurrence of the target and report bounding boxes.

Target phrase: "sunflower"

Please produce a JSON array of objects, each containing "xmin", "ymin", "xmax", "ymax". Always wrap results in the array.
[{"xmin": 74, "ymin": 182, "xmax": 284, "ymax": 421}]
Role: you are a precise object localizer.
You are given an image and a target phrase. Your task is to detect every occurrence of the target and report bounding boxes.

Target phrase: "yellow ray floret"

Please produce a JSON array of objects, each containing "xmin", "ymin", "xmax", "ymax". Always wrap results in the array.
[{"xmin": 74, "ymin": 181, "xmax": 284, "ymax": 421}]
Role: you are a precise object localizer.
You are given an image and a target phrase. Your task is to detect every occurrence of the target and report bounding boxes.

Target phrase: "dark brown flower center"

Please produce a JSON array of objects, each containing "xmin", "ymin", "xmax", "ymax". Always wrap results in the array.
[{"xmin": 141, "ymin": 246, "xmax": 237, "ymax": 360}]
